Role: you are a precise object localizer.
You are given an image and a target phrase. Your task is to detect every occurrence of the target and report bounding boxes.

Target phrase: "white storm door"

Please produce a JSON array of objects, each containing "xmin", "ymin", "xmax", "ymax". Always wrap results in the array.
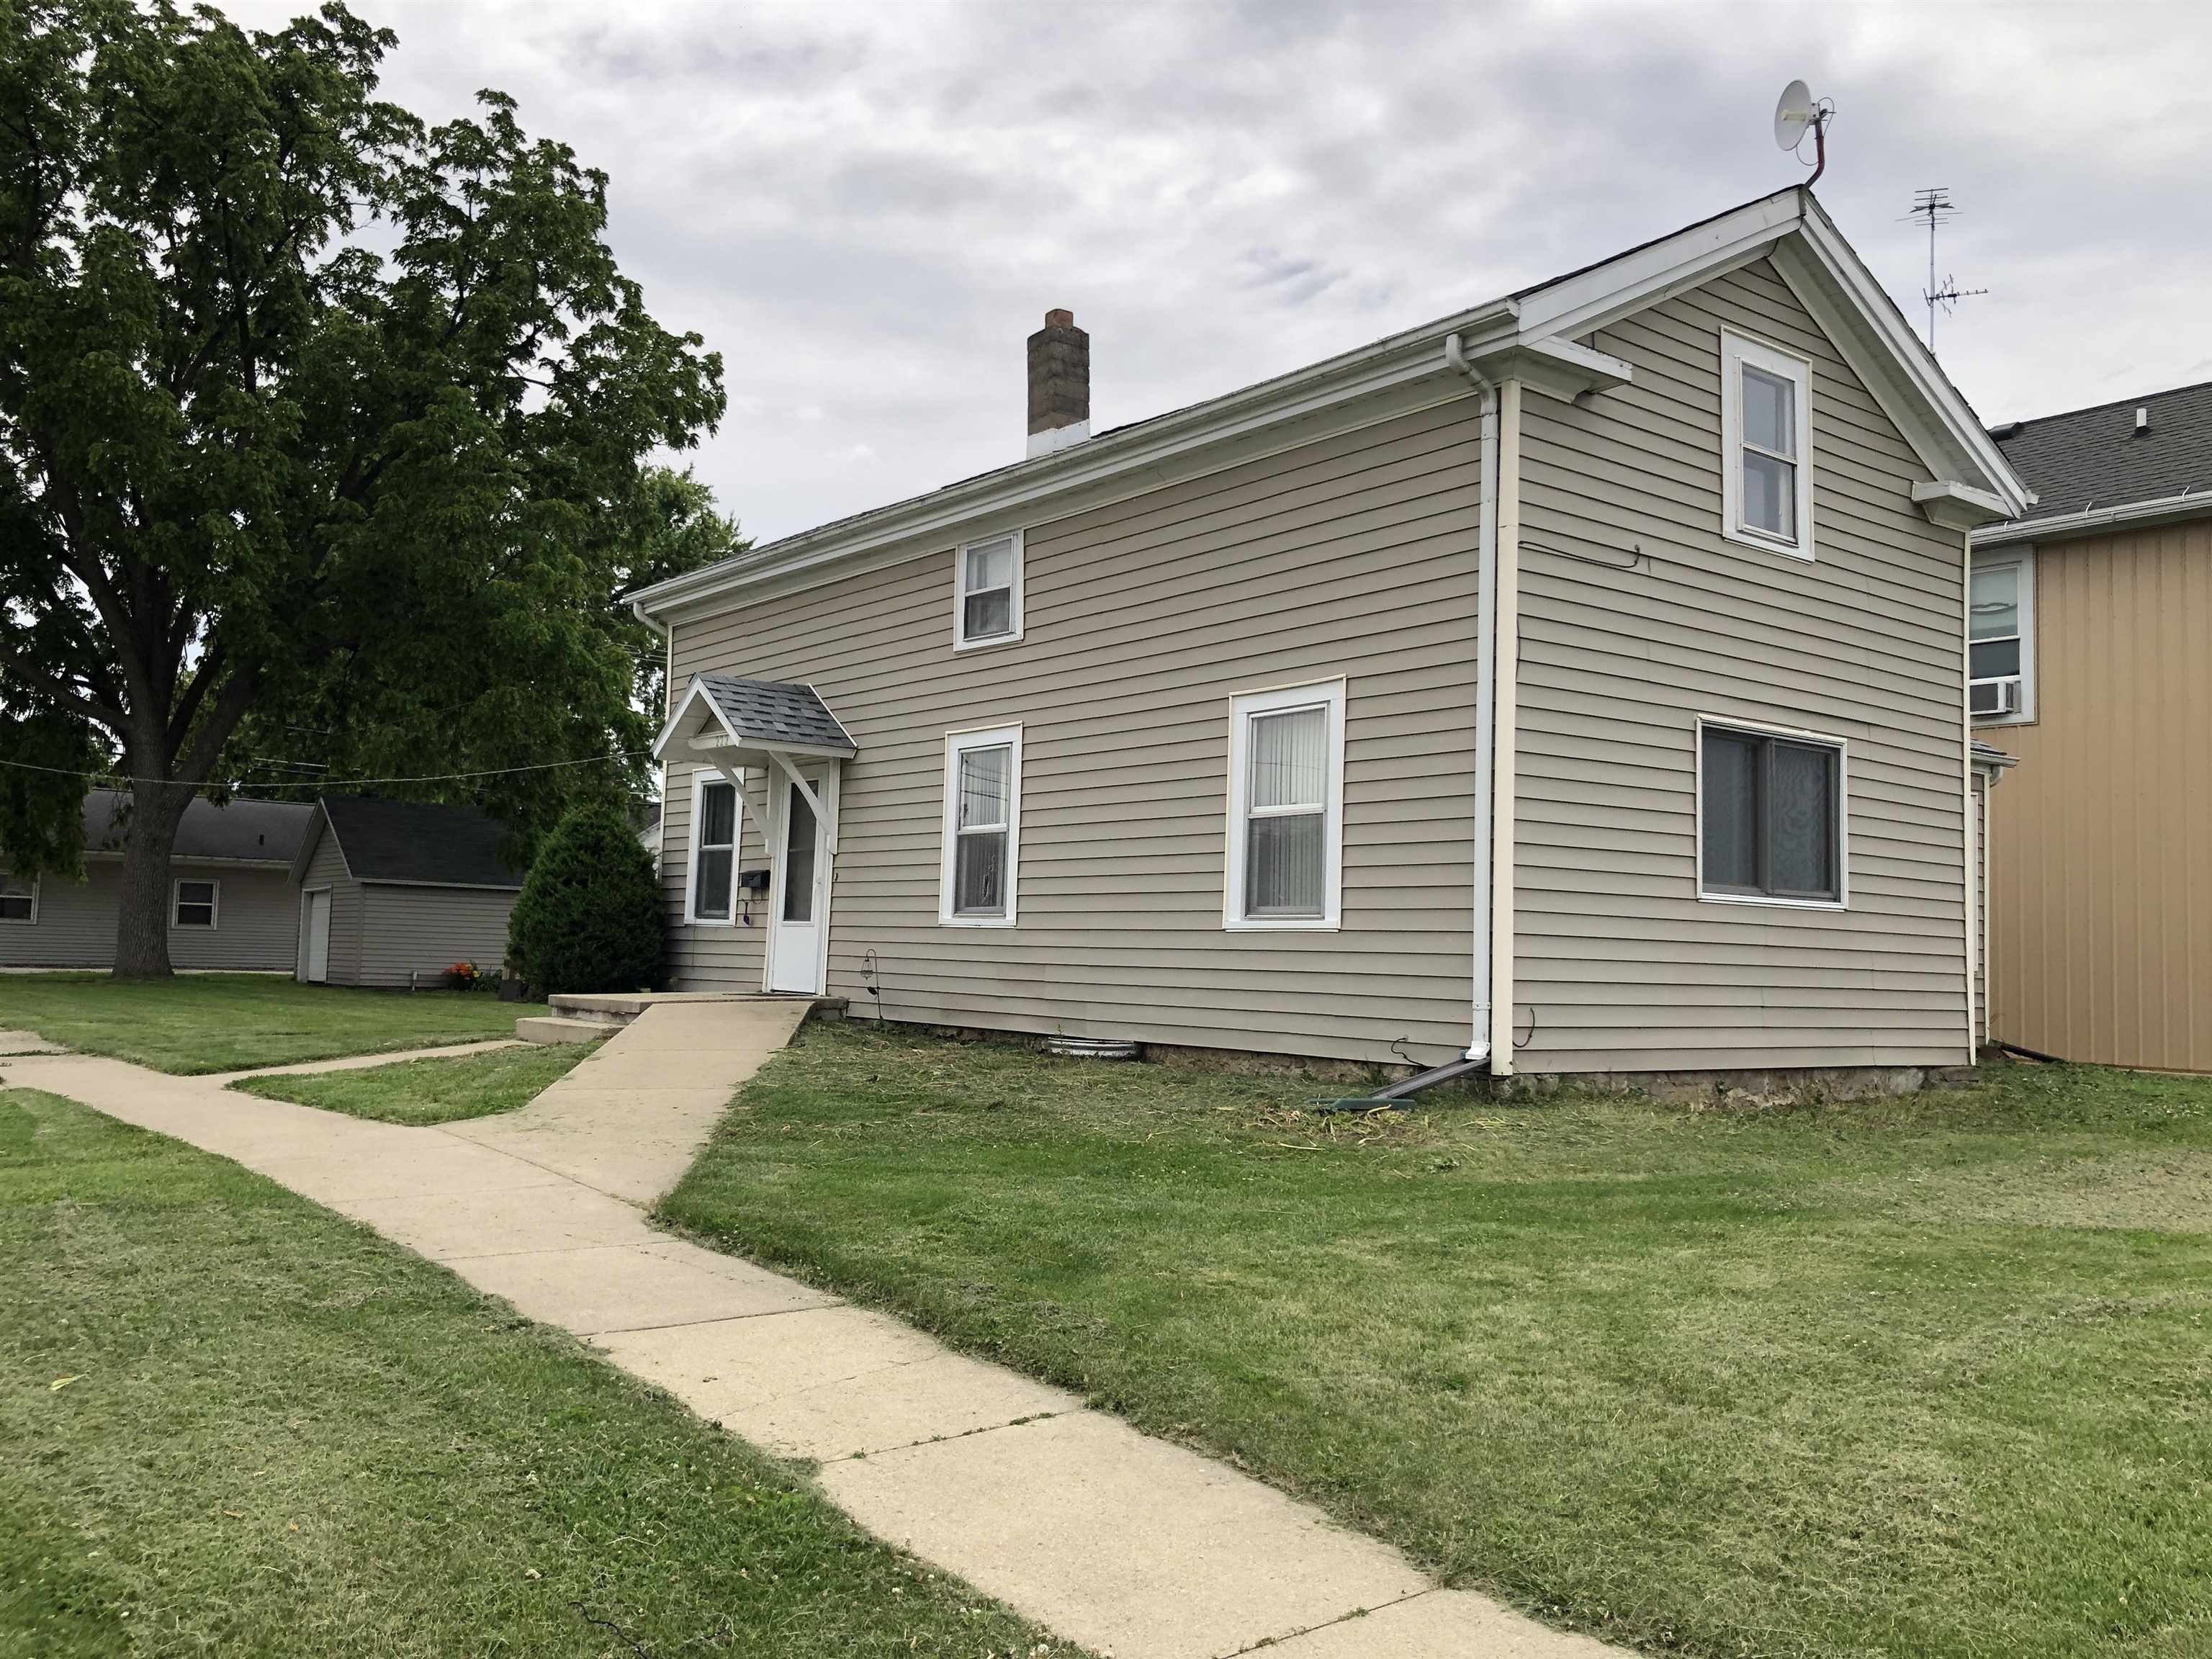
[
  {"xmin": 305, "ymin": 890, "xmax": 332, "ymax": 982},
  {"xmin": 766, "ymin": 770, "xmax": 828, "ymax": 993}
]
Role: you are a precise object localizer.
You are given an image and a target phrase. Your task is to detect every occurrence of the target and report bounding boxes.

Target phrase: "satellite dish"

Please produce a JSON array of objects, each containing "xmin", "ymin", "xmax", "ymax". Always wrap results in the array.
[{"xmin": 1773, "ymin": 79, "xmax": 1817, "ymax": 152}]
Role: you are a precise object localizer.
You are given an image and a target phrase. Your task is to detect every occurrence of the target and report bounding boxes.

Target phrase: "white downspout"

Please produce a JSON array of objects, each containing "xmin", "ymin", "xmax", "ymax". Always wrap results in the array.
[
  {"xmin": 1447, "ymin": 335, "xmax": 1500, "ymax": 1066},
  {"xmin": 1486, "ymin": 379, "xmax": 1524, "ymax": 1075}
]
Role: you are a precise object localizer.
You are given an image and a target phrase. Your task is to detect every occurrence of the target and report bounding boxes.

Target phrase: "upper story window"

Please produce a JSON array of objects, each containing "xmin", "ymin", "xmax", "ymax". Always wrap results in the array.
[
  {"xmin": 1225, "ymin": 680, "xmax": 1345, "ymax": 930},
  {"xmin": 1970, "ymin": 551, "xmax": 2036, "ymax": 723},
  {"xmin": 1720, "ymin": 331, "xmax": 1815, "ymax": 560},
  {"xmin": 173, "ymin": 878, "xmax": 218, "ymax": 927},
  {"xmin": 940, "ymin": 725, "xmax": 1022, "ymax": 925},
  {"xmin": 954, "ymin": 532, "xmax": 1024, "ymax": 649},
  {"xmin": 1699, "ymin": 719, "xmax": 1845, "ymax": 907},
  {"xmin": 689, "ymin": 773, "xmax": 738, "ymax": 923},
  {"xmin": 0, "ymin": 873, "xmax": 36, "ymax": 923}
]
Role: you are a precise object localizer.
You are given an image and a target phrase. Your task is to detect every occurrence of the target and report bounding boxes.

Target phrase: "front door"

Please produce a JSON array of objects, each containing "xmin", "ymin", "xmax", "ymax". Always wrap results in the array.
[
  {"xmin": 302, "ymin": 889, "xmax": 331, "ymax": 983},
  {"xmin": 766, "ymin": 770, "xmax": 827, "ymax": 993}
]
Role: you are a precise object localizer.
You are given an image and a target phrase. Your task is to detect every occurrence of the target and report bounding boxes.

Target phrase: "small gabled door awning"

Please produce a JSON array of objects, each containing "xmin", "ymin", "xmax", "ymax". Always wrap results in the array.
[{"xmin": 654, "ymin": 674, "xmax": 857, "ymax": 854}]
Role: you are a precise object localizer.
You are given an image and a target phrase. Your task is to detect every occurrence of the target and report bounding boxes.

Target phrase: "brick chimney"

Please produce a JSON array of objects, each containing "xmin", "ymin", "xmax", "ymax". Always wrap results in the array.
[{"xmin": 1026, "ymin": 307, "xmax": 1089, "ymax": 457}]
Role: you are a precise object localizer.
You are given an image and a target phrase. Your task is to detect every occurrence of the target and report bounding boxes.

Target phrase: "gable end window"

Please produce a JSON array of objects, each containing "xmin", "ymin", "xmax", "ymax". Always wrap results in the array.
[
  {"xmin": 689, "ymin": 771, "xmax": 739, "ymax": 924},
  {"xmin": 940, "ymin": 725, "xmax": 1022, "ymax": 925},
  {"xmin": 953, "ymin": 532, "xmax": 1023, "ymax": 649},
  {"xmin": 1225, "ymin": 680, "xmax": 1345, "ymax": 930},
  {"xmin": 0, "ymin": 873, "xmax": 35, "ymax": 923},
  {"xmin": 1969, "ymin": 551, "xmax": 2036, "ymax": 723},
  {"xmin": 1699, "ymin": 721, "xmax": 1845, "ymax": 907},
  {"xmin": 173, "ymin": 878, "xmax": 219, "ymax": 928},
  {"xmin": 1719, "ymin": 331, "xmax": 1815, "ymax": 559}
]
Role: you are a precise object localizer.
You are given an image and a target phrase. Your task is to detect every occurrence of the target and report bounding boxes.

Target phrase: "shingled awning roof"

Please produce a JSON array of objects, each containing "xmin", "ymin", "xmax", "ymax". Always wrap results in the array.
[{"xmin": 653, "ymin": 674, "xmax": 857, "ymax": 765}]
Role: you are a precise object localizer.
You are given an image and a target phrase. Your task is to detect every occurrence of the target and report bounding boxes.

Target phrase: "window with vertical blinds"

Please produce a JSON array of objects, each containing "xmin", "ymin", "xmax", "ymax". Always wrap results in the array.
[{"xmin": 1226, "ymin": 681, "xmax": 1344, "ymax": 929}]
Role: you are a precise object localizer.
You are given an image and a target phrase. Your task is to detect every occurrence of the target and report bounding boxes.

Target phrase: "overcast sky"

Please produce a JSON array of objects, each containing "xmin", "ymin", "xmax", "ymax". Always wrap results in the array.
[{"xmin": 228, "ymin": 1, "xmax": 2212, "ymax": 545}]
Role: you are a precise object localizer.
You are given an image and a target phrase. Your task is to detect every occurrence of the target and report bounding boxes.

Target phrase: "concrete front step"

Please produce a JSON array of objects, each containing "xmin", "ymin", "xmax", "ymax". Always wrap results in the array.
[{"xmin": 516, "ymin": 1016, "xmax": 611, "ymax": 1046}]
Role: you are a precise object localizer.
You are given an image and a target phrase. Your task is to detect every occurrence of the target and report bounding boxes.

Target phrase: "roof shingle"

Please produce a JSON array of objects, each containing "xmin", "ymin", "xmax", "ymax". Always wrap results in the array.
[
  {"xmin": 1992, "ymin": 379, "xmax": 2212, "ymax": 524},
  {"xmin": 318, "ymin": 796, "xmax": 525, "ymax": 889},
  {"xmin": 81, "ymin": 789, "xmax": 310, "ymax": 863},
  {"xmin": 695, "ymin": 675, "xmax": 857, "ymax": 755}
]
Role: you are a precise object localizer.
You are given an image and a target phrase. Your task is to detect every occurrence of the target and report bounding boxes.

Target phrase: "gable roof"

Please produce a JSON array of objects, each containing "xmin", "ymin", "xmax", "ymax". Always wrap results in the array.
[
  {"xmin": 652, "ymin": 675, "xmax": 858, "ymax": 764},
  {"xmin": 300, "ymin": 796, "xmax": 526, "ymax": 890},
  {"xmin": 81, "ymin": 789, "xmax": 310, "ymax": 864},
  {"xmin": 1978, "ymin": 379, "xmax": 2212, "ymax": 544},
  {"xmin": 630, "ymin": 186, "xmax": 2028, "ymax": 621}
]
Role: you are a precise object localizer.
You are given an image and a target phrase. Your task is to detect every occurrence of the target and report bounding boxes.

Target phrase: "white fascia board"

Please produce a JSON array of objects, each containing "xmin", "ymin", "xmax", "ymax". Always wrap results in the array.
[
  {"xmin": 1973, "ymin": 489, "xmax": 2212, "ymax": 549},
  {"xmin": 651, "ymin": 675, "xmax": 726, "ymax": 762},
  {"xmin": 1912, "ymin": 480, "xmax": 2013, "ymax": 531},
  {"xmin": 630, "ymin": 298, "xmax": 1520, "ymax": 619},
  {"xmin": 1462, "ymin": 335, "xmax": 1632, "ymax": 403},
  {"xmin": 1782, "ymin": 204, "xmax": 2031, "ymax": 516},
  {"xmin": 1511, "ymin": 189, "xmax": 1806, "ymax": 341}
]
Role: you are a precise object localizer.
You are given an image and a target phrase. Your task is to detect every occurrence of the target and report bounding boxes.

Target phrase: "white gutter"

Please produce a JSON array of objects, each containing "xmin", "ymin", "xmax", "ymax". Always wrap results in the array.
[
  {"xmin": 1972, "ymin": 487, "xmax": 2212, "ymax": 549},
  {"xmin": 1447, "ymin": 334, "xmax": 1497, "ymax": 1065}
]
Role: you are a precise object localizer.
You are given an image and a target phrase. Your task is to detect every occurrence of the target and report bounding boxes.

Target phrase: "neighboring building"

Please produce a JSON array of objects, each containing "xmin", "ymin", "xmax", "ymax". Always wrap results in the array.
[
  {"xmin": 1974, "ymin": 380, "xmax": 2212, "ymax": 1071},
  {"xmin": 635, "ymin": 186, "xmax": 2028, "ymax": 1085},
  {"xmin": 0, "ymin": 790, "xmax": 311, "ymax": 971},
  {"xmin": 289, "ymin": 796, "xmax": 526, "ymax": 986}
]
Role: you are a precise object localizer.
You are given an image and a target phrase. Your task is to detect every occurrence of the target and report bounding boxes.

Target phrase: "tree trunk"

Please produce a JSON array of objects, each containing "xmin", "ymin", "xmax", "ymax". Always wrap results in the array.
[{"xmin": 111, "ymin": 781, "xmax": 197, "ymax": 979}]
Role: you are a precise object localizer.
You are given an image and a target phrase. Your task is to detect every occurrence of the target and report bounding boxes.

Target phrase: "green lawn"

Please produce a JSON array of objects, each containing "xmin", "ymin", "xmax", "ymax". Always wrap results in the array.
[
  {"xmin": 0, "ymin": 974, "xmax": 544, "ymax": 1074},
  {"xmin": 231, "ymin": 1041, "xmax": 596, "ymax": 1125},
  {"xmin": 660, "ymin": 1022, "xmax": 2212, "ymax": 1659},
  {"xmin": 0, "ymin": 1087, "xmax": 1076, "ymax": 1657}
]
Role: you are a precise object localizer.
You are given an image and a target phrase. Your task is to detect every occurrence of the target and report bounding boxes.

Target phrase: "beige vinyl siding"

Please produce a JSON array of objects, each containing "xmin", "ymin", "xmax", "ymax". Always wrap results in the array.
[
  {"xmin": 297, "ymin": 830, "xmax": 363, "ymax": 984},
  {"xmin": 356, "ymin": 884, "xmax": 518, "ymax": 988},
  {"xmin": 1983, "ymin": 518, "xmax": 2212, "ymax": 1071},
  {"xmin": 1510, "ymin": 258, "xmax": 1971, "ymax": 1074},
  {"xmin": 665, "ymin": 397, "xmax": 1484, "ymax": 1066},
  {"xmin": 0, "ymin": 859, "xmax": 297, "ymax": 971}
]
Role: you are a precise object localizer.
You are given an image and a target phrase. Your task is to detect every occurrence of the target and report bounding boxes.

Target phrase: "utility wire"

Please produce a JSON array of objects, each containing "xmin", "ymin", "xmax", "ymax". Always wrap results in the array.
[{"xmin": 0, "ymin": 750, "xmax": 652, "ymax": 789}]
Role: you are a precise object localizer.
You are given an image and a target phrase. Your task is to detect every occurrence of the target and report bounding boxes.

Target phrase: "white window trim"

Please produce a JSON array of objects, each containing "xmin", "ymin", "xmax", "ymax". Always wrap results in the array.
[
  {"xmin": 0, "ymin": 873, "xmax": 37, "ymax": 925},
  {"xmin": 939, "ymin": 724, "xmax": 1022, "ymax": 926},
  {"xmin": 1694, "ymin": 715, "xmax": 1850, "ymax": 910},
  {"xmin": 952, "ymin": 530, "xmax": 1025, "ymax": 652},
  {"xmin": 1224, "ymin": 678, "xmax": 1346, "ymax": 931},
  {"xmin": 171, "ymin": 876, "xmax": 220, "ymax": 930},
  {"xmin": 1719, "ymin": 329, "xmax": 1815, "ymax": 561},
  {"xmin": 685, "ymin": 767, "xmax": 740, "ymax": 927},
  {"xmin": 1969, "ymin": 545, "xmax": 2036, "ymax": 726}
]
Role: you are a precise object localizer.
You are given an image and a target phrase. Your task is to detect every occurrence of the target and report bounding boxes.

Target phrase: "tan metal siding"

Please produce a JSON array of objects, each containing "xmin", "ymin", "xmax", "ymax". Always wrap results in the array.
[
  {"xmin": 356, "ymin": 884, "xmax": 518, "ymax": 989},
  {"xmin": 1984, "ymin": 518, "xmax": 2212, "ymax": 1070},
  {"xmin": 665, "ymin": 399, "xmax": 1483, "ymax": 1065},
  {"xmin": 297, "ymin": 830, "xmax": 364, "ymax": 984},
  {"xmin": 1511, "ymin": 258, "xmax": 1972, "ymax": 1074},
  {"xmin": 1973, "ymin": 774, "xmax": 1989, "ymax": 1048},
  {"xmin": 0, "ymin": 859, "xmax": 297, "ymax": 971}
]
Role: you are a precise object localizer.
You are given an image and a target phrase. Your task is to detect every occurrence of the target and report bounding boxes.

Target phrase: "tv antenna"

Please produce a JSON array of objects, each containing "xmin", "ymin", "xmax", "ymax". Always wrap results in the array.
[
  {"xmin": 1773, "ymin": 79, "xmax": 1834, "ymax": 186},
  {"xmin": 1904, "ymin": 187, "xmax": 1987, "ymax": 354}
]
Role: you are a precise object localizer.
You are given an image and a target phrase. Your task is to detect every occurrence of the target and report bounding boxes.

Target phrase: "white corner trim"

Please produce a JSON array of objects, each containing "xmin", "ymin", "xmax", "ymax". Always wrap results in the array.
[
  {"xmin": 1719, "ymin": 329, "xmax": 1815, "ymax": 562},
  {"xmin": 1222, "ymin": 678, "xmax": 1346, "ymax": 932},
  {"xmin": 939, "ymin": 724, "xmax": 1022, "ymax": 926},
  {"xmin": 1693, "ymin": 714, "xmax": 1851, "ymax": 909},
  {"xmin": 952, "ymin": 530, "xmax": 1025, "ymax": 652}
]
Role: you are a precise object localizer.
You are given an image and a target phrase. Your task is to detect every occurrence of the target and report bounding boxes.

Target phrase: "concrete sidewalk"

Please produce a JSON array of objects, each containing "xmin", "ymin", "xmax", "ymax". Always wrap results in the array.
[{"xmin": 2, "ymin": 1004, "xmax": 1627, "ymax": 1659}]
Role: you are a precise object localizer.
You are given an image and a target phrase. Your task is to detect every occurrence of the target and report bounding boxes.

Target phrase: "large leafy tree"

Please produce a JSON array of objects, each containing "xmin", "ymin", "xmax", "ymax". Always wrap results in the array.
[{"xmin": 0, "ymin": 0, "xmax": 725, "ymax": 974}]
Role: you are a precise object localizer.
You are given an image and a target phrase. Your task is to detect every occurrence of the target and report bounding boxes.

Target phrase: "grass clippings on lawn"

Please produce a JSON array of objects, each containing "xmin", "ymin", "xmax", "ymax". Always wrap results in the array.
[
  {"xmin": 231, "ymin": 1041, "xmax": 597, "ymax": 1125},
  {"xmin": 660, "ymin": 1020, "xmax": 2212, "ymax": 1659},
  {"xmin": 0, "ymin": 973, "xmax": 544, "ymax": 1074},
  {"xmin": 0, "ymin": 1086, "xmax": 1080, "ymax": 1658}
]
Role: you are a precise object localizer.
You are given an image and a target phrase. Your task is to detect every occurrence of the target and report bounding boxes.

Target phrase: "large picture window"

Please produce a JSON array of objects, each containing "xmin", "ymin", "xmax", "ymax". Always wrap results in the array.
[
  {"xmin": 940, "ymin": 725, "xmax": 1022, "ymax": 925},
  {"xmin": 1720, "ymin": 331, "xmax": 1815, "ymax": 559},
  {"xmin": 953, "ymin": 532, "xmax": 1023, "ymax": 649},
  {"xmin": 1225, "ymin": 680, "xmax": 1345, "ymax": 930},
  {"xmin": 690, "ymin": 773, "xmax": 738, "ymax": 923},
  {"xmin": 1699, "ymin": 721, "xmax": 1845, "ymax": 906}
]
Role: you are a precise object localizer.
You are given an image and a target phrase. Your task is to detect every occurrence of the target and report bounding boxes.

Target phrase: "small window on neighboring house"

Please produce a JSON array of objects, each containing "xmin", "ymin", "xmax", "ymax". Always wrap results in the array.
[
  {"xmin": 1720, "ymin": 331, "xmax": 1815, "ymax": 559},
  {"xmin": 691, "ymin": 774, "xmax": 737, "ymax": 923},
  {"xmin": 954, "ymin": 532, "xmax": 1023, "ymax": 649},
  {"xmin": 0, "ymin": 873, "xmax": 35, "ymax": 923},
  {"xmin": 1225, "ymin": 680, "xmax": 1345, "ymax": 930},
  {"xmin": 173, "ymin": 878, "xmax": 218, "ymax": 927},
  {"xmin": 1970, "ymin": 552, "xmax": 2034, "ymax": 721},
  {"xmin": 940, "ymin": 726, "xmax": 1021, "ymax": 925},
  {"xmin": 1699, "ymin": 722, "xmax": 1845, "ymax": 906}
]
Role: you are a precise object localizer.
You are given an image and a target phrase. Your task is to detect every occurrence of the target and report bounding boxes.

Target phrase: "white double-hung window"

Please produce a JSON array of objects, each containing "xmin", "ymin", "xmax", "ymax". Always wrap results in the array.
[
  {"xmin": 1225, "ymin": 680, "xmax": 1345, "ymax": 930},
  {"xmin": 940, "ymin": 725, "xmax": 1021, "ymax": 925},
  {"xmin": 953, "ymin": 531, "xmax": 1023, "ymax": 649},
  {"xmin": 1969, "ymin": 552, "xmax": 2035, "ymax": 721},
  {"xmin": 688, "ymin": 771, "xmax": 739, "ymax": 924},
  {"xmin": 172, "ymin": 878, "xmax": 218, "ymax": 928},
  {"xmin": 0, "ymin": 873, "xmax": 36, "ymax": 923},
  {"xmin": 1720, "ymin": 331, "xmax": 1814, "ymax": 559}
]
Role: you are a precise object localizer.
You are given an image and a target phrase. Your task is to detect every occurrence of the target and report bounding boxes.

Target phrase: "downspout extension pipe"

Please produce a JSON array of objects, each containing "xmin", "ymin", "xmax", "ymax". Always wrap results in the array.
[{"xmin": 1447, "ymin": 333, "xmax": 1498, "ymax": 1066}]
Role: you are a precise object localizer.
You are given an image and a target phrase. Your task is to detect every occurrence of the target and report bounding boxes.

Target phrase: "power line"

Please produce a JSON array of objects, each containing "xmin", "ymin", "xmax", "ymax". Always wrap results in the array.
[{"xmin": 0, "ymin": 749, "xmax": 651, "ymax": 789}]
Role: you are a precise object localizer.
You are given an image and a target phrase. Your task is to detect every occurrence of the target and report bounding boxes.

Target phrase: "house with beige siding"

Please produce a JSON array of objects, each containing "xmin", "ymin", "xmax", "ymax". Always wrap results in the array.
[
  {"xmin": 288, "ymin": 796, "xmax": 525, "ymax": 987},
  {"xmin": 0, "ymin": 791, "xmax": 310, "ymax": 971},
  {"xmin": 635, "ymin": 187, "xmax": 2028, "ymax": 1086},
  {"xmin": 1973, "ymin": 380, "xmax": 2212, "ymax": 1071}
]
